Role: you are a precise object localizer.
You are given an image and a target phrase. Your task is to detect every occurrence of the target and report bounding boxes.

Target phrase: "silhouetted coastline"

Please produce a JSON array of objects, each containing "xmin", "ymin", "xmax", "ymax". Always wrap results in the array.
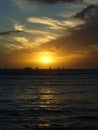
[{"xmin": 0, "ymin": 68, "xmax": 98, "ymax": 76}]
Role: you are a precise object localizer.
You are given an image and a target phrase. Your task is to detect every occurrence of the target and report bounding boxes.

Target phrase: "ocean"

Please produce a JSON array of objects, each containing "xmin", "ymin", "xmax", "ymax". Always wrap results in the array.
[{"xmin": 0, "ymin": 69, "xmax": 98, "ymax": 129}]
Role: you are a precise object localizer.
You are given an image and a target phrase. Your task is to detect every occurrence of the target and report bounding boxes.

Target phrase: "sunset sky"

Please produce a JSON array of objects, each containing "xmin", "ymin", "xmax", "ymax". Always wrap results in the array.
[{"xmin": 0, "ymin": 0, "xmax": 98, "ymax": 68}]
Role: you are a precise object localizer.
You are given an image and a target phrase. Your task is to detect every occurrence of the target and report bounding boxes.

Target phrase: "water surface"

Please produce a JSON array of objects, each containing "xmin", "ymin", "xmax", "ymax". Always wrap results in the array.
[{"xmin": 0, "ymin": 69, "xmax": 98, "ymax": 129}]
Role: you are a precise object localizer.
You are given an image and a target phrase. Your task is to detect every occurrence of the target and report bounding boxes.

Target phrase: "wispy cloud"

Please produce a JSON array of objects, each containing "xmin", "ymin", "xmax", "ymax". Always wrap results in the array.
[
  {"xmin": 12, "ymin": 0, "xmax": 38, "ymax": 11},
  {"xmin": 27, "ymin": 0, "xmax": 83, "ymax": 4},
  {"xmin": 14, "ymin": 24, "xmax": 25, "ymax": 31},
  {"xmin": 0, "ymin": 30, "xmax": 22, "ymax": 36},
  {"xmin": 13, "ymin": 22, "xmax": 61, "ymax": 45},
  {"xmin": 84, "ymin": 0, "xmax": 98, "ymax": 4},
  {"xmin": 27, "ymin": 17, "xmax": 66, "ymax": 29},
  {"xmin": 27, "ymin": 17, "xmax": 83, "ymax": 29},
  {"xmin": 27, "ymin": 16, "xmax": 84, "ymax": 47}
]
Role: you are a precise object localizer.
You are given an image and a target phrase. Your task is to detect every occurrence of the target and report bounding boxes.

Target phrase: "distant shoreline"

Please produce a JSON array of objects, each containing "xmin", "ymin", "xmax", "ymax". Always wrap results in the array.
[{"xmin": 0, "ymin": 68, "xmax": 98, "ymax": 75}]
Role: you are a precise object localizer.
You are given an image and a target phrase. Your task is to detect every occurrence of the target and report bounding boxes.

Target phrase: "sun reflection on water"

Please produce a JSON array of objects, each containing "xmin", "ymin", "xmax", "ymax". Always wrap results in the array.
[
  {"xmin": 39, "ymin": 87, "xmax": 54, "ymax": 109},
  {"xmin": 38, "ymin": 123, "xmax": 50, "ymax": 128}
]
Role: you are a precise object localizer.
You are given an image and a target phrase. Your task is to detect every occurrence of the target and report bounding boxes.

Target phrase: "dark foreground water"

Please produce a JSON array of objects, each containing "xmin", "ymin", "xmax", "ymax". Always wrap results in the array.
[{"xmin": 0, "ymin": 69, "xmax": 98, "ymax": 130}]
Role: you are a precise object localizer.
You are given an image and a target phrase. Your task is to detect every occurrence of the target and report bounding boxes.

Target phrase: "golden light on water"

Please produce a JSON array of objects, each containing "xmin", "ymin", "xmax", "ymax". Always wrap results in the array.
[
  {"xmin": 39, "ymin": 87, "xmax": 54, "ymax": 109},
  {"xmin": 38, "ymin": 123, "xmax": 50, "ymax": 128}
]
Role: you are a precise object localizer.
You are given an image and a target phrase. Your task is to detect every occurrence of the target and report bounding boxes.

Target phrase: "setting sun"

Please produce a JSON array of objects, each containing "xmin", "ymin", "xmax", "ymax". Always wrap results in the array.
[
  {"xmin": 37, "ymin": 51, "xmax": 55, "ymax": 65},
  {"xmin": 41, "ymin": 57, "xmax": 51, "ymax": 63}
]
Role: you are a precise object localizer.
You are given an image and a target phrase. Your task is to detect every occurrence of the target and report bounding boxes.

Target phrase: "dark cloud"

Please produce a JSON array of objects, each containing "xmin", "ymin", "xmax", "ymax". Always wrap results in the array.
[
  {"xmin": 70, "ymin": 4, "xmax": 98, "ymax": 49},
  {"xmin": 43, "ymin": 17, "xmax": 98, "ymax": 53},
  {"xmin": 0, "ymin": 30, "xmax": 22, "ymax": 36},
  {"xmin": 41, "ymin": 5, "xmax": 98, "ymax": 68},
  {"xmin": 75, "ymin": 4, "xmax": 98, "ymax": 20},
  {"xmin": 27, "ymin": 0, "xmax": 83, "ymax": 4}
]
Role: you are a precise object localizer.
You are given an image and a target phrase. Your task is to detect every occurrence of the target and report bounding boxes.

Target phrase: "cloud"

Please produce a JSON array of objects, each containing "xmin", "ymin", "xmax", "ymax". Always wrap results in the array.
[
  {"xmin": 27, "ymin": 16, "xmax": 82, "ymax": 31},
  {"xmin": 27, "ymin": 0, "xmax": 83, "ymax": 4},
  {"xmin": 12, "ymin": 0, "xmax": 38, "ymax": 11},
  {"xmin": 14, "ymin": 24, "xmax": 24, "ymax": 31},
  {"xmin": 75, "ymin": 4, "xmax": 98, "ymax": 20},
  {"xmin": 0, "ymin": 30, "xmax": 22, "ymax": 36},
  {"xmin": 0, "ymin": 29, "xmax": 25, "ymax": 51},
  {"xmin": 27, "ymin": 16, "xmax": 84, "ymax": 46},
  {"xmin": 27, "ymin": 0, "xmax": 98, "ymax": 5},
  {"xmin": 84, "ymin": 0, "xmax": 98, "ymax": 5},
  {"xmin": 27, "ymin": 17, "xmax": 66, "ymax": 30}
]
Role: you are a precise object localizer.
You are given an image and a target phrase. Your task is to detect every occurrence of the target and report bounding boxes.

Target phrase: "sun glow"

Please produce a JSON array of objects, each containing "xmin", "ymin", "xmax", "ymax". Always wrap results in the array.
[
  {"xmin": 41, "ymin": 57, "xmax": 51, "ymax": 63},
  {"xmin": 37, "ymin": 51, "xmax": 54, "ymax": 64}
]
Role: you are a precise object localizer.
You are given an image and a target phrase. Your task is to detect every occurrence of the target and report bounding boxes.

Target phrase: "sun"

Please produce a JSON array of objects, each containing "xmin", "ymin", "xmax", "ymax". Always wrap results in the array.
[
  {"xmin": 41, "ymin": 57, "xmax": 51, "ymax": 63},
  {"xmin": 37, "ymin": 51, "xmax": 55, "ymax": 66}
]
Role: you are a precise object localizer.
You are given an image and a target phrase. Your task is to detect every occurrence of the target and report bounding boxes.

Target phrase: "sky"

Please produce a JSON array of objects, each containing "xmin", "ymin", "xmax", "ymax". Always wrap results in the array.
[{"xmin": 0, "ymin": 0, "xmax": 98, "ymax": 69}]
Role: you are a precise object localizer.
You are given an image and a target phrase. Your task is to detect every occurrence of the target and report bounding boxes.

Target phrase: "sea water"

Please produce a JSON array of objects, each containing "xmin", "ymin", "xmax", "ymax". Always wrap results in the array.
[{"xmin": 0, "ymin": 69, "xmax": 98, "ymax": 129}]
